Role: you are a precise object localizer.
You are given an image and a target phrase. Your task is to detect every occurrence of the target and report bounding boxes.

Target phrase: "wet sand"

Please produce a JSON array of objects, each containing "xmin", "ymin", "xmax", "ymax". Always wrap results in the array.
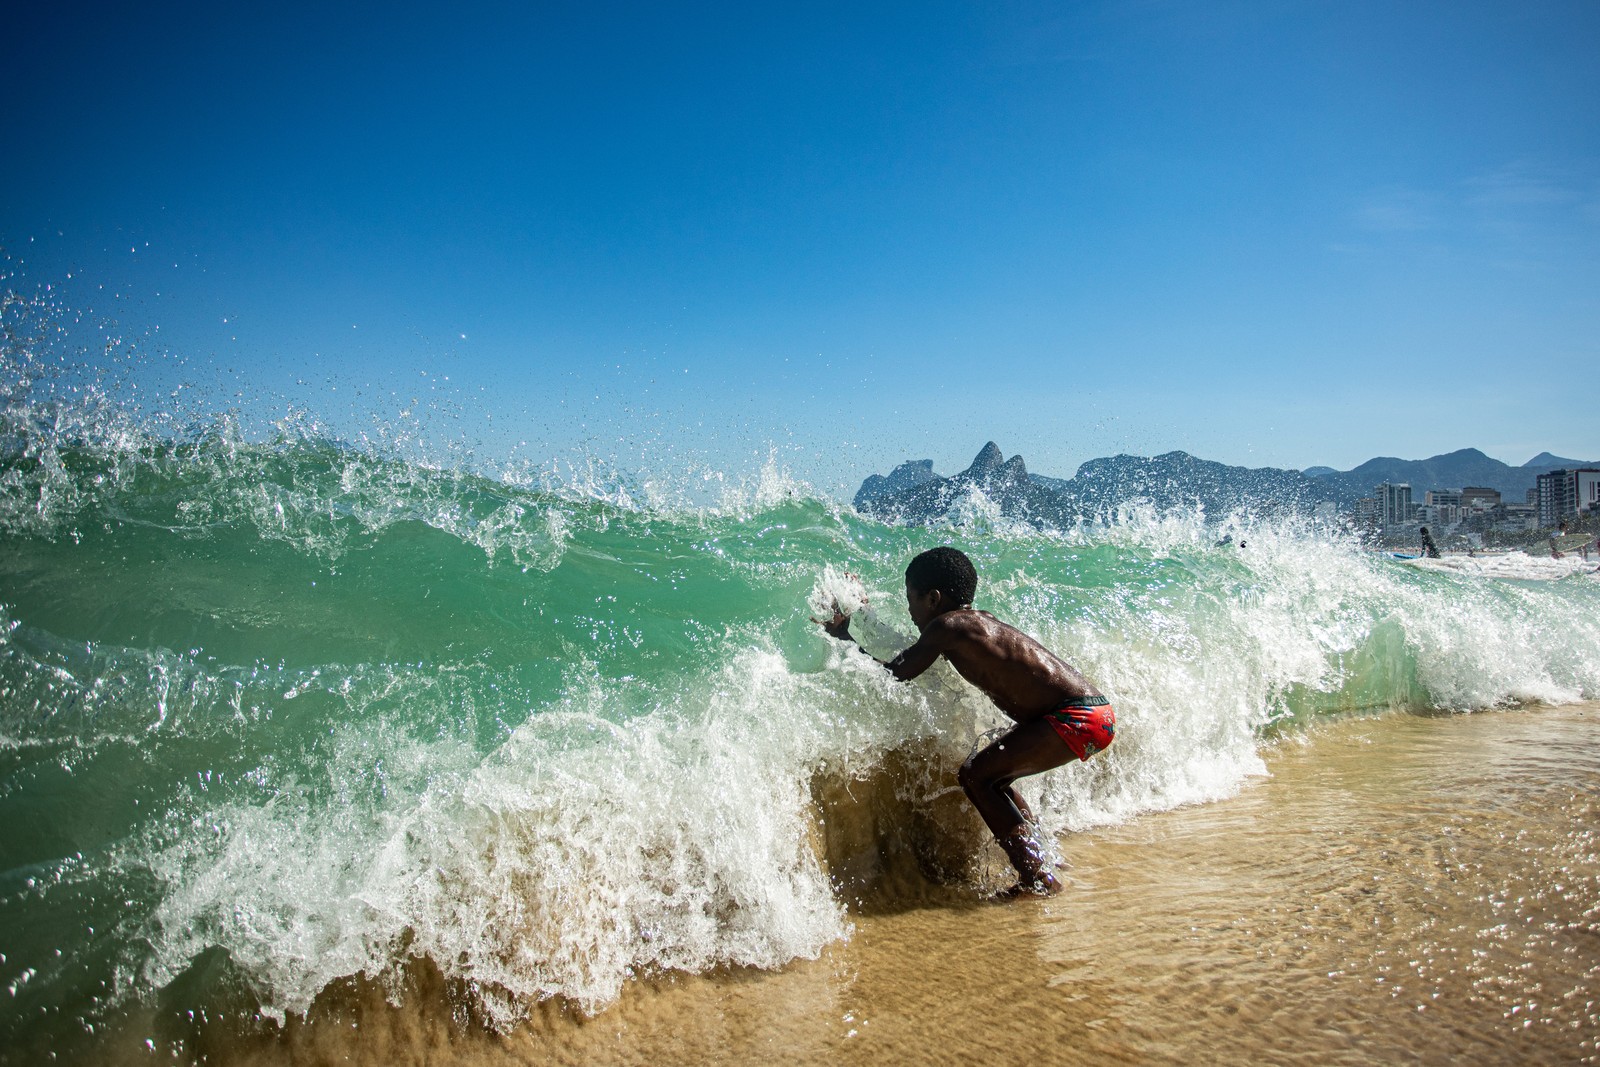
[{"xmin": 146, "ymin": 702, "xmax": 1600, "ymax": 1066}]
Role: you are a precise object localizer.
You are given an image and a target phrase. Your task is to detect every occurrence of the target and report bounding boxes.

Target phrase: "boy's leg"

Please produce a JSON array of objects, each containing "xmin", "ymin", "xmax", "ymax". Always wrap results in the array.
[
  {"xmin": 958, "ymin": 717, "xmax": 1077, "ymax": 890},
  {"xmin": 959, "ymin": 717, "xmax": 1076, "ymax": 838}
]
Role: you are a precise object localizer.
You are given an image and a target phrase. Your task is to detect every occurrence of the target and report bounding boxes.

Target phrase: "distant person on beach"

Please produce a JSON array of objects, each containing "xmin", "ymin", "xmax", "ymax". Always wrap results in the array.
[
  {"xmin": 1419, "ymin": 526, "xmax": 1441, "ymax": 559},
  {"xmin": 1549, "ymin": 523, "xmax": 1570, "ymax": 560},
  {"xmin": 814, "ymin": 546, "xmax": 1113, "ymax": 898}
]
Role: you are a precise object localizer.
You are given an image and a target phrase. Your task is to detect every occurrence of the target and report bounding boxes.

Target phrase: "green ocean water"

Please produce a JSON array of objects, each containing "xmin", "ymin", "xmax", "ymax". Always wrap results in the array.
[{"xmin": 2, "ymin": 358, "xmax": 1599, "ymax": 1062}]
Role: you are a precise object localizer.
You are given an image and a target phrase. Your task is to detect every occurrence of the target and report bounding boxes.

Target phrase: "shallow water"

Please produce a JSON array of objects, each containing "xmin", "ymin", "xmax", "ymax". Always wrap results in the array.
[{"xmin": 114, "ymin": 701, "xmax": 1598, "ymax": 1067}]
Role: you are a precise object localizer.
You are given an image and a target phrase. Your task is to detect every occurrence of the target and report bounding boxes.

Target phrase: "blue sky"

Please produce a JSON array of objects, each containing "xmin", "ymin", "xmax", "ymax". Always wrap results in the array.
[{"xmin": 4, "ymin": 1, "xmax": 1597, "ymax": 496}]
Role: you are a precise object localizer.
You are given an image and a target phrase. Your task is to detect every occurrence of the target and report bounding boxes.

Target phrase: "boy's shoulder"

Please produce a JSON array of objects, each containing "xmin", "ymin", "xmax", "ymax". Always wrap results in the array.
[
  {"xmin": 925, "ymin": 607, "xmax": 1004, "ymax": 640},
  {"xmin": 929, "ymin": 608, "xmax": 1050, "ymax": 656}
]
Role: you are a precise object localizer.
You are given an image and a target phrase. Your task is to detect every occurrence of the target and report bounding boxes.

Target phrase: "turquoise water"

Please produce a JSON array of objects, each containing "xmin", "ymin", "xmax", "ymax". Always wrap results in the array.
[{"xmin": 2, "ymin": 343, "xmax": 1599, "ymax": 1061}]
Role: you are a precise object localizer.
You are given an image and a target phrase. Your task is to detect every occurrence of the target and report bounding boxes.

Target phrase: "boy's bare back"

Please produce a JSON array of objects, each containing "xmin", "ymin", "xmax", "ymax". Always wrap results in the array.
[{"xmin": 885, "ymin": 608, "xmax": 1101, "ymax": 720}]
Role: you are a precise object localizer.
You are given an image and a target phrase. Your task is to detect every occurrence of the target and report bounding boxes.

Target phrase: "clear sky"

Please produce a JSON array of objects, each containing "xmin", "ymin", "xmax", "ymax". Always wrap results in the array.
[{"xmin": 4, "ymin": 1, "xmax": 1598, "ymax": 497}]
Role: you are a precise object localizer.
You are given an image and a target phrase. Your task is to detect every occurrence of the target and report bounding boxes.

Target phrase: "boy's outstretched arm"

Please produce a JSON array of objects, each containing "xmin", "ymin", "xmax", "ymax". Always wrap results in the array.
[{"xmin": 815, "ymin": 609, "xmax": 944, "ymax": 682}]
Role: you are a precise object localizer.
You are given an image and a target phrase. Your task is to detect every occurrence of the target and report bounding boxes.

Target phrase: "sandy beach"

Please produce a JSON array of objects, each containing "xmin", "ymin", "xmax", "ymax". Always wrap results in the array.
[{"xmin": 165, "ymin": 701, "xmax": 1599, "ymax": 1067}]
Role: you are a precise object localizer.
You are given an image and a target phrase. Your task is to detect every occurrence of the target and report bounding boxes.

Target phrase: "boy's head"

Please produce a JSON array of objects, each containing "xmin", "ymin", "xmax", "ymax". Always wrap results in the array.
[{"xmin": 905, "ymin": 546, "xmax": 978, "ymax": 613}]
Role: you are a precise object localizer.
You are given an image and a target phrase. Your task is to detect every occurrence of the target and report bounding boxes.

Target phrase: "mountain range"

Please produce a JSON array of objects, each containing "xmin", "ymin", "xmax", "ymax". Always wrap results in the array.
[{"xmin": 854, "ymin": 444, "xmax": 1598, "ymax": 526}]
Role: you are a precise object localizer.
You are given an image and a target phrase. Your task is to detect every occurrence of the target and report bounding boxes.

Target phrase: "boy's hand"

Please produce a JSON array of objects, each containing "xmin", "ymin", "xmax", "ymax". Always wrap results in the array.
[
  {"xmin": 809, "ymin": 571, "xmax": 866, "ymax": 641},
  {"xmin": 811, "ymin": 603, "xmax": 853, "ymax": 640}
]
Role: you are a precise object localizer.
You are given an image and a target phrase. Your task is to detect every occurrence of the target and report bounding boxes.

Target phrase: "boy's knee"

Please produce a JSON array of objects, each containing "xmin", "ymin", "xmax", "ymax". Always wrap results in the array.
[
  {"xmin": 957, "ymin": 756, "xmax": 991, "ymax": 797},
  {"xmin": 957, "ymin": 757, "xmax": 978, "ymax": 794}
]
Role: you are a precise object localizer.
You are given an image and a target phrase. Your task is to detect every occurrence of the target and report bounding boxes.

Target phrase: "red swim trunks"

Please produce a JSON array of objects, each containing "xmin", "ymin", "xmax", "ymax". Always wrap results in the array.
[{"xmin": 1043, "ymin": 697, "xmax": 1115, "ymax": 761}]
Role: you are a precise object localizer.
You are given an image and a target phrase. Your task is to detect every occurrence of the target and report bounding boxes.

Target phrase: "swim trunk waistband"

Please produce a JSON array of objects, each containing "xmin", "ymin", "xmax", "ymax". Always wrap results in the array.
[{"xmin": 1056, "ymin": 694, "xmax": 1110, "ymax": 708}]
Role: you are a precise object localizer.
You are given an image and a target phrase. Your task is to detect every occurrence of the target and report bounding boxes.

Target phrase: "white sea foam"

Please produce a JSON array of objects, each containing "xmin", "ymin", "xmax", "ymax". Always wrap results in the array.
[
  {"xmin": 134, "ymin": 642, "xmax": 911, "ymax": 1024},
  {"xmin": 1403, "ymin": 551, "xmax": 1600, "ymax": 582},
  {"xmin": 806, "ymin": 565, "xmax": 870, "ymax": 621}
]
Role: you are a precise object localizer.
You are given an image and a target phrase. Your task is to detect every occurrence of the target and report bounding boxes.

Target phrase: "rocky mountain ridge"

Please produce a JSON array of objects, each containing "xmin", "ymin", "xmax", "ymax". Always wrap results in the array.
[{"xmin": 854, "ymin": 443, "xmax": 1598, "ymax": 526}]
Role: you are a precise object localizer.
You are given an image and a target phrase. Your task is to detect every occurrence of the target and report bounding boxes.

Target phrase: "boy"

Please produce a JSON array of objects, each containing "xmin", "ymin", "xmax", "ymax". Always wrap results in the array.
[{"xmin": 816, "ymin": 546, "xmax": 1114, "ymax": 897}]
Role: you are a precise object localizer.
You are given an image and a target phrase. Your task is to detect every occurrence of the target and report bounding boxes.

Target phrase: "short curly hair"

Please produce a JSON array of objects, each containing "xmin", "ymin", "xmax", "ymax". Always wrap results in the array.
[{"xmin": 905, "ymin": 546, "xmax": 977, "ymax": 605}]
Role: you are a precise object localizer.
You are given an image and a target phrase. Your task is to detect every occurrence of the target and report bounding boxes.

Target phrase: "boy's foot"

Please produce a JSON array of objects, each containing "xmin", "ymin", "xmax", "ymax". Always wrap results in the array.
[
  {"xmin": 992, "ymin": 873, "xmax": 1063, "ymax": 900},
  {"xmin": 993, "ymin": 826, "xmax": 1063, "ymax": 899}
]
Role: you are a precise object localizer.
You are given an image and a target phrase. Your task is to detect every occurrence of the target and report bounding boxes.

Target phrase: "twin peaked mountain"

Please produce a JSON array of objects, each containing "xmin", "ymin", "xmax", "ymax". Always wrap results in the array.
[{"xmin": 853, "ymin": 443, "xmax": 1597, "ymax": 526}]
